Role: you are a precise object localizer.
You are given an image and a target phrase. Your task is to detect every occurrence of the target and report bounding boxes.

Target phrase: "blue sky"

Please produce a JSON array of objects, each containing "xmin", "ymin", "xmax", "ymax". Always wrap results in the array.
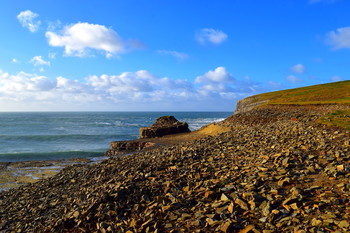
[{"xmin": 0, "ymin": 0, "xmax": 349, "ymax": 111}]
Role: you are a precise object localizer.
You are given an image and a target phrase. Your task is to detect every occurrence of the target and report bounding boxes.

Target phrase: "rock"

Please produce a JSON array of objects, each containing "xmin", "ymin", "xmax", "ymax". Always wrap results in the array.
[
  {"xmin": 336, "ymin": 164, "xmax": 344, "ymax": 171},
  {"xmin": 311, "ymin": 218, "xmax": 322, "ymax": 226},
  {"xmin": 139, "ymin": 116, "xmax": 190, "ymax": 139},
  {"xmin": 337, "ymin": 220, "xmax": 349, "ymax": 228},
  {"xmin": 238, "ymin": 225, "xmax": 255, "ymax": 233},
  {"xmin": 260, "ymin": 201, "xmax": 271, "ymax": 217},
  {"xmin": 105, "ymin": 141, "xmax": 155, "ymax": 156},
  {"xmin": 235, "ymin": 198, "xmax": 249, "ymax": 211},
  {"xmin": 227, "ymin": 202, "xmax": 234, "ymax": 213},
  {"xmin": 220, "ymin": 221, "xmax": 233, "ymax": 233},
  {"xmin": 220, "ymin": 193, "xmax": 230, "ymax": 201}
]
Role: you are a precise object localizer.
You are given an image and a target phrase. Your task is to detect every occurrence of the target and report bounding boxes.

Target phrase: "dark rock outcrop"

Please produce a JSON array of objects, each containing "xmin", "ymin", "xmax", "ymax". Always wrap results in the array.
[
  {"xmin": 105, "ymin": 141, "xmax": 155, "ymax": 156},
  {"xmin": 105, "ymin": 116, "xmax": 190, "ymax": 156},
  {"xmin": 139, "ymin": 116, "xmax": 190, "ymax": 139}
]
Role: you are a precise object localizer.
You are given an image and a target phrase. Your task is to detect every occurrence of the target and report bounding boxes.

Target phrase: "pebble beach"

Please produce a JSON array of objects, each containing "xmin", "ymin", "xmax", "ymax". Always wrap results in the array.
[{"xmin": 0, "ymin": 105, "xmax": 349, "ymax": 232}]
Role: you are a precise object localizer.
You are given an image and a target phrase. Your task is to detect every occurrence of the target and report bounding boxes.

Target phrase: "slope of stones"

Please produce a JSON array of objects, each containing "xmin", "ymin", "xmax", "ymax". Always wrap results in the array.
[{"xmin": 0, "ymin": 106, "xmax": 349, "ymax": 232}]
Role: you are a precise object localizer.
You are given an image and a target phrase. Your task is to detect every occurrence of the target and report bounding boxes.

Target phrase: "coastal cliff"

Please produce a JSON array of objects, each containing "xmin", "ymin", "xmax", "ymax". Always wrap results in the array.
[
  {"xmin": 235, "ymin": 80, "xmax": 350, "ymax": 114},
  {"xmin": 0, "ymin": 81, "xmax": 349, "ymax": 232},
  {"xmin": 234, "ymin": 97, "xmax": 267, "ymax": 114}
]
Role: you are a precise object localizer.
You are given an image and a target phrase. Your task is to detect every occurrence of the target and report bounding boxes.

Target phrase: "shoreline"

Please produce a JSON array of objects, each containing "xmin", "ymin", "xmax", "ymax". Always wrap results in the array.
[
  {"xmin": 1, "ymin": 104, "xmax": 347, "ymax": 193},
  {"xmin": 0, "ymin": 121, "xmax": 229, "ymax": 192},
  {"xmin": 0, "ymin": 157, "xmax": 107, "ymax": 192}
]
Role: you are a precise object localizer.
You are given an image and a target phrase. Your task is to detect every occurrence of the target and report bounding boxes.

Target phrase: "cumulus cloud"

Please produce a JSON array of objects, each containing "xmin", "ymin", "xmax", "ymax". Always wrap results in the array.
[
  {"xmin": 196, "ymin": 28, "xmax": 228, "ymax": 45},
  {"xmin": 86, "ymin": 70, "xmax": 194, "ymax": 103},
  {"xmin": 195, "ymin": 67, "xmax": 237, "ymax": 97},
  {"xmin": 326, "ymin": 27, "xmax": 350, "ymax": 50},
  {"xmin": 0, "ymin": 67, "xmax": 262, "ymax": 111},
  {"xmin": 0, "ymin": 71, "xmax": 54, "ymax": 95},
  {"xmin": 12, "ymin": 58, "xmax": 20, "ymax": 63},
  {"xmin": 17, "ymin": 10, "xmax": 41, "ymax": 32},
  {"xmin": 290, "ymin": 64, "xmax": 305, "ymax": 74},
  {"xmin": 195, "ymin": 66, "xmax": 234, "ymax": 84},
  {"xmin": 0, "ymin": 70, "xmax": 97, "ymax": 107},
  {"xmin": 286, "ymin": 75, "xmax": 303, "ymax": 83},
  {"xmin": 157, "ymin": 50, "xmax": 189, "ymax": 60},
  {"xmin": 30, "ymin": 56, "xmax": 51, "ymax": 66},
  {"xmin": 45, "ymin": 22, "xmax": 125, "ymax": 58}
]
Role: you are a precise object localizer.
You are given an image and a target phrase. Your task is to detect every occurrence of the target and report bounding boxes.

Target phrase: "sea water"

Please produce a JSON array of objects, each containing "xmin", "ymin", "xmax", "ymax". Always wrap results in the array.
[{"xmin": 0, "ymin": 112, "xmax": 231, "ymax": 162}]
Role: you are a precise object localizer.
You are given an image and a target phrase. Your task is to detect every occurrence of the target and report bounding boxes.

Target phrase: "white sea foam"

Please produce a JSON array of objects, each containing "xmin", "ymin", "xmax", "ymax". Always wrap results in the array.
[
  {"xmin": 187, "ymin": 118, "xmax": 226, "ymax": 130},
  {"xmin": 95, "ymin": 122, "xmax": 113, "ymax": 125}
]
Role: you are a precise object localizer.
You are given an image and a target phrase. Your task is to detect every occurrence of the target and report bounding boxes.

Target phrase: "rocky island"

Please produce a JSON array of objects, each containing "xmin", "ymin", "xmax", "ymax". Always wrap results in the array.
[{"xmin": 0, "ymin": 81, "xmax": 349, "ymax": 232}]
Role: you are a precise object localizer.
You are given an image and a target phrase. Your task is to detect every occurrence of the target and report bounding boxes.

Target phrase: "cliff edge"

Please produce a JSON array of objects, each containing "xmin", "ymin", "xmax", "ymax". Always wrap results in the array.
[{"xmin": 234, "ymin": 80, "xmax": 350, "ymax": 114}]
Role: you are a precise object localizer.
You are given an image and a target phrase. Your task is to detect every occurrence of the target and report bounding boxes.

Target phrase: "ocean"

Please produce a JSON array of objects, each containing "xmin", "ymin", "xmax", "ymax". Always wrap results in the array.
[{"xmin": 0, "ymin": 112, "xmax": 231, "ymax": 162}]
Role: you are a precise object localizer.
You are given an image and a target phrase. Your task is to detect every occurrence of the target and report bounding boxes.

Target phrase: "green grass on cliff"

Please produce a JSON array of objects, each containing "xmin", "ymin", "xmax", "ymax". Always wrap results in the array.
[
  {"xmin": 318, "ymin": 109, "xmax": 350, "ymax": 130},
  {"xmin": 254, "ymin": 80, "xmax": 350, "ymax": 105},
  {"xmin": 246, "ymin": 80, "xmax": 350, "ymax": 130}
]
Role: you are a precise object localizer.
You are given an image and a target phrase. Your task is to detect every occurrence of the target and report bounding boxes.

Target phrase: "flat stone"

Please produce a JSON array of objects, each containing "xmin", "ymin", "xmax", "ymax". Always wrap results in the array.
[{"xmin": 239, "ymin": 225, "xmax": 255, "ymax": 233}]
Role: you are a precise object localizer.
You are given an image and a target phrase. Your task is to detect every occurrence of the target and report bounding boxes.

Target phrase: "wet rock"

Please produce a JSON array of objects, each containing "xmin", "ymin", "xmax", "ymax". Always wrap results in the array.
[{"xmin": 140, "ymin": 116, "xmax": 190, "ymax": 139}]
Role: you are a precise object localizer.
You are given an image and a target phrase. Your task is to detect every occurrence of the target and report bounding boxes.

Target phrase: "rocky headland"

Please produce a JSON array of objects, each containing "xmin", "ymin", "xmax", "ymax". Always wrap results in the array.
[{"xmin": 0, "ymin": 81, "xmax": 349, "ymax": 232}]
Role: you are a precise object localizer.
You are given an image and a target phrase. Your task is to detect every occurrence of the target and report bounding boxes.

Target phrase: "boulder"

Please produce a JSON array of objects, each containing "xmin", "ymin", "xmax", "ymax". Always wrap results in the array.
[{"xmin": 139, "ymin": 116, "xmax": 190, "ymax": 139}]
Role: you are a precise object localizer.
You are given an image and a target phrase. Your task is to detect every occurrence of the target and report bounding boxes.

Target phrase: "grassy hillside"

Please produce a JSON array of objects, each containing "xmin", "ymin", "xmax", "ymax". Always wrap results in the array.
[
  {"xmin": 254, "ymin": 80, "xmax": 350, "ymax": 105},
  {"xmin": 239, "ymin": 80, "xmax": 350, "ymax": 130}
]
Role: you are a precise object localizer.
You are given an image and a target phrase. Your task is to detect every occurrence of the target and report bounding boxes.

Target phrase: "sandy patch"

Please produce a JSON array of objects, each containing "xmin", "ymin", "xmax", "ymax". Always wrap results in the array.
[{"xmin": 0, "ymin": 158, "xmax": 92, "ymax": 192}]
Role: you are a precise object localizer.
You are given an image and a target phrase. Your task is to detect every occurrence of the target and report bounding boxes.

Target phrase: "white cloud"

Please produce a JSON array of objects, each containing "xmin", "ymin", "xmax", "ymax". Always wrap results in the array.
[
  {"xmin": 12, "ymin": 58, "xmax": 20, "ymax": 63},
  {"xmin": 157, "ymin": 50, "xmax": 189, "ymax": 60},
  {"xmin": 331, "ymin": 76, "xmax": 344, "ymax": 82},
  {"xmin": 30, "ymin": 56, "xmax": 51, "ymax": 66},
  {"xmin": 0, "ymin": 71, "xmax": 54, "ymax": 95},
  {"xmin": 290, "ymin": 64, "xmax": 305, "ymax": 74},
  {"xmin": 195, "ymin": 67, "xmax": 237, "ymax": 97},
  {"xmin": 86, "ymin": 70, "xmax": 194, "ymax": 102},
  {"xmin": 195, "ymin": 67, "xmax": 234, "ymax": 84},
  {"xmin": 326, "ymin": 27, "xmax": 350, "ymax": 50},
  {"xmin": 286, "ymin": 75, "xmax": 303, "ymax": 83},
  {"xmin": 17, "ymin": 10, "xmax": 41, "ymax": 32},
  {"xmin": 0, "ymin": 67, "xmax": 262, "ymax": 111},
  {"xmin": 45, "ymin": 22, "xmax": 125, "ymax": 58},
  {"xmin": 196, "ymin": 28, "xmax": 228, "ymax": 45}
]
